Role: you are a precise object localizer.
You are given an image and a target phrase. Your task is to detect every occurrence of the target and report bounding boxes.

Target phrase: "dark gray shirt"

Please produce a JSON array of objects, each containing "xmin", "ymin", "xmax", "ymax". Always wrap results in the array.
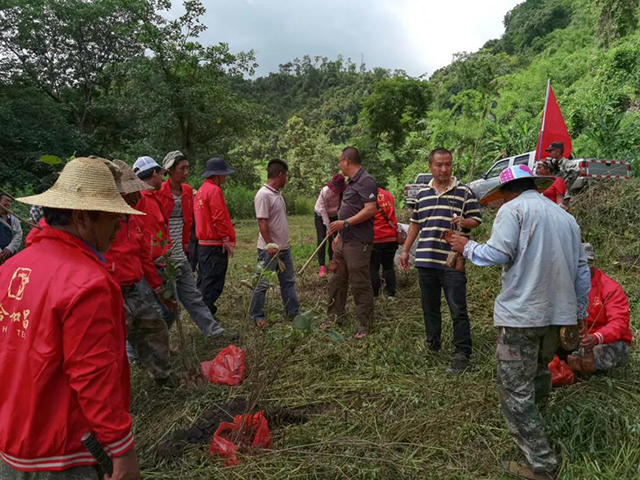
[{"xmin": 339, "ymin": 168, "xmax": 377, "ymax": 243}]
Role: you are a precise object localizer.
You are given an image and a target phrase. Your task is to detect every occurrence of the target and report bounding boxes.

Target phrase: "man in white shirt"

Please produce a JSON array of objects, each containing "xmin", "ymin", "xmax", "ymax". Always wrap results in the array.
[{"xmin": 249, "ymin": 159, "xmax": 300, "ymax": 326}]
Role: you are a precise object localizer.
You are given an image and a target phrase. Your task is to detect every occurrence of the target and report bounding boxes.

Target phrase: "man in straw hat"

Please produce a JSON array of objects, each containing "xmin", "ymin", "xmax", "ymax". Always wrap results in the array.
[
  {"xmin": 0, "ymin": 158, "xmax": 140, "ymax": 479},
  {"xmin": 135, "ymin": 153, "xmax": 234, "ymax": 340},
  {"xmin": 194, "ymin": 157, "xmax": 236, "ymax": 320},
  {"xmin": 104, "ymin": 160, "xmax": 176, "ymax": 385},
  {"xmin": 447, "ymin": 165, "xmax": 591, "ymax": 480}
]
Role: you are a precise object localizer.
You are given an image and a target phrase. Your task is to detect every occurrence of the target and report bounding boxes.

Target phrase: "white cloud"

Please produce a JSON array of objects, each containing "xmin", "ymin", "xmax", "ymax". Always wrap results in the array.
[
  {"xmin": 389, "ymin": 0, "xmax": 522, "ymax": 75},
  {"xmin": 175, "ymin": 0, "xmax": 523, "ymax": 77}
]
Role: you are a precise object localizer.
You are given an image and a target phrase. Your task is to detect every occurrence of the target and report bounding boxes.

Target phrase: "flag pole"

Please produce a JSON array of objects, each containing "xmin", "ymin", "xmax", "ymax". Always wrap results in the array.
[{"xmin": 537, "ymin": 78, "xmax": 551, "ymax": 161}]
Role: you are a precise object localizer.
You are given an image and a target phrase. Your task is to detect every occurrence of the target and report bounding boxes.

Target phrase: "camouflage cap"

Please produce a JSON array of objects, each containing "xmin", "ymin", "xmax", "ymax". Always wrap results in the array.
[
  {"xmin": 163, "ymin": 150, "xmax": 187, "ymax": 170},
  {"xmin": 583, "ymin": 243, "xmax": 595, "ymax": 262}
]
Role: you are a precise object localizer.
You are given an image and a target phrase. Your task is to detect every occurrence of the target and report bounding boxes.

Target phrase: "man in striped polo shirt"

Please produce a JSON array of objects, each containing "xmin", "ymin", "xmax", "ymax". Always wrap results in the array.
[{"xmin": 400, "ymin": 148, "xmax": 482, "ymax": 374}]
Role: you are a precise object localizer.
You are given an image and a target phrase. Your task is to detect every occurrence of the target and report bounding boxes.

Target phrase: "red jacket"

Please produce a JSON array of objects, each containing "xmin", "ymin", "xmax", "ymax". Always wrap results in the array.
[
  {"xmin": 0, "ymin": 227, "xmax": 133, "ymax": 471},
  {"xmin": 136, "ymin": 190, "xmax": 171, "ymax": 262},
  {"xmin": 373, "ymin": 188, "xmax": 398, "ymax": 244},
  {"xmin": 194, "ymin": 179, "xmax": 236, "ymax": 246},
  {"xmin": 586, "ymin": 268, "xmax": 632, "ymax": 345},
  {"xmin": 156, "ymin": 179, "xmax": 193, "ymax": 251},
  {"xmin": 24, "ymin": 218, "xmax": 47, "ymax": 248},
  {"xmin": 104, "ymin": 216, "xmax": 163, "ymax": 290}
]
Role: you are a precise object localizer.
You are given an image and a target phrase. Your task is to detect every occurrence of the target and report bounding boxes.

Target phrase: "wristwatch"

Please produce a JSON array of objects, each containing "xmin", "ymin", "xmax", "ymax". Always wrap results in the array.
[{"xmin": 343, "ymin": 219, "xmax": 350, "ymax": 229}]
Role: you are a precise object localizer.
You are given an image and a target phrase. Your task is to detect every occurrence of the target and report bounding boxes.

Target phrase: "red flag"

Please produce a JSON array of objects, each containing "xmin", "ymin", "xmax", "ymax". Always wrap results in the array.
[{"xmin": 535, "ymin": 81, "xmax": 572, "ymax": 160}]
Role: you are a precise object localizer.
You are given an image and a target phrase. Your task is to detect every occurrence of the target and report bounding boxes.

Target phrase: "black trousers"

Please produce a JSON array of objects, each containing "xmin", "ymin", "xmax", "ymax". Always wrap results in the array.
[
  {"xmin": 314, "ymin": 213, "xmax": 338, "ymax": 267},
  {"xmin": 417, "ymin": 267, "xmax": 472, "ymax": 357},
  {"xmin": 369, "ymin": 241, "xmax": 398, "ymax": 296},
  {"xmin": 197, "ymin": 245, "xmax": 229, "ymax": 317}
]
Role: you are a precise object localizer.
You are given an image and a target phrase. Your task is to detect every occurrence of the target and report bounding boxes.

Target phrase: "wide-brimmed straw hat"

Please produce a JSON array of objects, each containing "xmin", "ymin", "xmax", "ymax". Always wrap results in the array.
[
  {"xmin": 480, "ymin": 165, "xmax": 554, "ymax": 207},
  {"xmin": 17, "ymin": 157, "xmax": 143, "ymax": 215},
  {"xmin": 113, "ymin": 160, "xmax": 153, "ymax": 194},
  {"xmin": 327, "ymin": 173, "xmax": 347, "ymax": 194}
]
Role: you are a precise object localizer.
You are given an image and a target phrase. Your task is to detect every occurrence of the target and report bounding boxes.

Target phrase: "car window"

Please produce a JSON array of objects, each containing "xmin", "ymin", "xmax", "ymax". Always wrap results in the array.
[
  {"xmin": 486, "ymin": 159, "xmax": 510, "ymax": 179},
  {"xmin": 416, "ymin": 174, "xmax": 432, "ymax": 184},
  {"xmin": 514, "ymin": 155, "xmax": 529, "ymax": 165}
]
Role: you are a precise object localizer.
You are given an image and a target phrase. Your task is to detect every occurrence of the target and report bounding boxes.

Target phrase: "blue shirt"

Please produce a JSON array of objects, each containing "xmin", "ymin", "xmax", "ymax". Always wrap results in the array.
[{"xmin": 464, "ymin": 190, "xmax": 590, "ymax": 327}]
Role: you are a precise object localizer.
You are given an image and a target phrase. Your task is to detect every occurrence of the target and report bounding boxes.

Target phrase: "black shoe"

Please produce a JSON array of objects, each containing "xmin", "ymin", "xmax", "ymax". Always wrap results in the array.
[
  {"xmin": 425, "ymin": 340, "xmax": 440, "ymax": 352},
  {"xmin": 446, "ymin": 353, "xmax": 470, "ymax": 374}
]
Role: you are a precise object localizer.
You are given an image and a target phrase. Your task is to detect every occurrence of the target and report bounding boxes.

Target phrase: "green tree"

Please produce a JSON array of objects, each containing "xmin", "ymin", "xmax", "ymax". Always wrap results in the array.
[
  {"xmin": 280, "ymin": 116, "xmax": 338, "ymax": 194},
  {"xmin": 596, "ymin": 0, "xmax": 639, "ymax": 47},
  {"xmin": 0, "ymin": 0, "xmax": 154, "ymax": 133},
  {"xmin": 361, "ymin": 76, "xmax": 430, "ymax": 150}
]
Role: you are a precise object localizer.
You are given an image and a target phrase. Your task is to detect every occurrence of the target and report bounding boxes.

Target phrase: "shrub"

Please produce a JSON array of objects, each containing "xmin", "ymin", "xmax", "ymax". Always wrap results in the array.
[
  {"xmin": 283, "ymin": 191, "xmax": 315, "ymax": 216},
  {"xmin": 224, "ymin": 185, "xmax": 256, "ymax": 219}
]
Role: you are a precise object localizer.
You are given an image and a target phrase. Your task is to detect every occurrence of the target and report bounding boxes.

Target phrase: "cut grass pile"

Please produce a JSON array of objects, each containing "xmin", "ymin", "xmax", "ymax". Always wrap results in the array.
[{"xmin": 131, "ymin": 179, "xmax": 640, "ymax": 479}]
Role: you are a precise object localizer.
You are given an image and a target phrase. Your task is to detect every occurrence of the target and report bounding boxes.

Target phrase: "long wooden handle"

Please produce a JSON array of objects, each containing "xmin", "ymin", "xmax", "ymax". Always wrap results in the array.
[{"xmin": 298, "ymin": 233, "xmax": 331, "ymax": 275}]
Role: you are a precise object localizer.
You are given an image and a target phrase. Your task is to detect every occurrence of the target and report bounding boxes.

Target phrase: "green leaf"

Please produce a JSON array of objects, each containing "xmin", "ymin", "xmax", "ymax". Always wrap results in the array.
[
  {"xmin": 38, "ymin": 155, "xmax": 63, "ymax": 165},
  {"xmin": 292, "ymin": 311, "xmax": 312, "ymax": 332},
  {"xmin": 163, "ymin": 290, "xmax": 173, "ymax": 299},
  {"xmin": 156, "ymin": 230, "xmax": 163, "ymax": 239},
  {"xmin": 325, "ymin": 330, "xmax": 344, "ymax": 342}
]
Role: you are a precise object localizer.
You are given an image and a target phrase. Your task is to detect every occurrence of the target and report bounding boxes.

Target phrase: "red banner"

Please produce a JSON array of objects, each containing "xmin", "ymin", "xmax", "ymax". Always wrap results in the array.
[{"xmin": 535, "ymin": 82, "xmax": 572, "ymax": 160}]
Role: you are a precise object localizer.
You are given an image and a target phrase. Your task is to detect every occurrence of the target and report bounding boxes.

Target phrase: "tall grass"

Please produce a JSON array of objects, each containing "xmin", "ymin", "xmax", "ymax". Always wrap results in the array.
[{"xmin": 130, "ymin": 179, "xmax": 640, "ymax": 479}]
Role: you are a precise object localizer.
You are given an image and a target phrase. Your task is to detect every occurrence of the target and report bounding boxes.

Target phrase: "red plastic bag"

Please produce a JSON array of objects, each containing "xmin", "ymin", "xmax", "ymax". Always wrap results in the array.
[
  {"xmin": 209, "ymin": 410, "xmax": 273, "ymax": 466},
  {"xmin": 200, "ymin": 345, "xmax": 245, "ymax": 386},
  {"xmin": 549, "ymin": 355, "xmax": 576, "ymax": 387}
]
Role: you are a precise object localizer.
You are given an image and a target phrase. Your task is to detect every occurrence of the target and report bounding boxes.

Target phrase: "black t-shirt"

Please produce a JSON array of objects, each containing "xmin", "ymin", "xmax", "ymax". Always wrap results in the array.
[{"xmin": 339, "ymin": 168, "xmax": 377, "ymax": 243}]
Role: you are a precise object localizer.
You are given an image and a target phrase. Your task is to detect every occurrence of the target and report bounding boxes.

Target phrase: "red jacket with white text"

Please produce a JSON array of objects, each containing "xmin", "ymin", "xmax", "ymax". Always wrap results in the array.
[
  {"xmin": 0, "ymin": 227, "xmax": 133, "ymax": 471},
  {"xmin": 104, "ymin": 216, "xmax": 163, "ymax": 290},
  {"xmin": 194, "ymin": 179, "xmax": 236, "ymax": 246},
  {"xmin": 373, "ymin": 188, "xmax": 398, "ymax": 244},
  {"xmin": 136, "ymin": 189, "xmax": 171, "ymax": 262},
  {"xmin": 586, "ymin": 268, "xmax": 632, "ymax": 345},
  {"xmin": 156, "ymin": 179, "xmax": 193, "ymax": 251}
]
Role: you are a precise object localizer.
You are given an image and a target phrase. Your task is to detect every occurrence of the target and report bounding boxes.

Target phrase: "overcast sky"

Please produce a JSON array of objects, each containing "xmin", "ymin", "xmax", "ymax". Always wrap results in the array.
[{"xmin": 172, "ymin": 0, "xmax": 523, "ymax": 77}]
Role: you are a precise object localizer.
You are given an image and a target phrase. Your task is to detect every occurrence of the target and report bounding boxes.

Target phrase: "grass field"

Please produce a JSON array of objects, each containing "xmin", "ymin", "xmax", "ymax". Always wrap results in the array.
[{"xmin": 130, "ymin": 181, "xmax": 640, "ymax": 479}]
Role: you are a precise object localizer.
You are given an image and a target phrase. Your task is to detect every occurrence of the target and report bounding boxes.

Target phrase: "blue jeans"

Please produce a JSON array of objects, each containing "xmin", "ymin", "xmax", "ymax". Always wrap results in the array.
[{"xmin": 249, "ymin": 249, "xmax": 300, "ymax": 322}]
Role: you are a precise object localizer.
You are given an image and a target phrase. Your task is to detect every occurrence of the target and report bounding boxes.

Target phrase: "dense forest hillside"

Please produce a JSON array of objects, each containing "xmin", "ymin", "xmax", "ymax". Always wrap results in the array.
[{"xmin": 1, "ymin": 0, "xmax": 638, "ymax": 200}]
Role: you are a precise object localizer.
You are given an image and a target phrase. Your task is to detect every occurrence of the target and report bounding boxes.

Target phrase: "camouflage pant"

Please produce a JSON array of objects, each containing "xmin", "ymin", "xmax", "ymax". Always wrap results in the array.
[
  {"xmin": 0, "ymin": 462, "xmax": 98, "ymax": 479},
  {"xmin": 594, "ymin": 341, "xmax": 630, "ymax": 371},
  {"xmin": 560, "ymin": 160, "xmax": 580, "ymax": 197},
  {"xmin": 496, "ymin": 326, "xmax": 561, "ymax": 474},
  {"xmin": 123, "ymin": 283, "xmax": 171, "ymax": 380}
]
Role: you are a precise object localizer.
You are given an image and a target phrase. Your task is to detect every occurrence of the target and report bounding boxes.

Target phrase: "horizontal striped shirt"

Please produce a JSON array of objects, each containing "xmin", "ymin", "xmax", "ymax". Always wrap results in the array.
[
  {"xmin": 411, "ymin": 178, "xmax": 482, "ymax": 269},
  {"xmin": 169, "ymin": 194, "xmax": 187, "ymax": 263}
]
